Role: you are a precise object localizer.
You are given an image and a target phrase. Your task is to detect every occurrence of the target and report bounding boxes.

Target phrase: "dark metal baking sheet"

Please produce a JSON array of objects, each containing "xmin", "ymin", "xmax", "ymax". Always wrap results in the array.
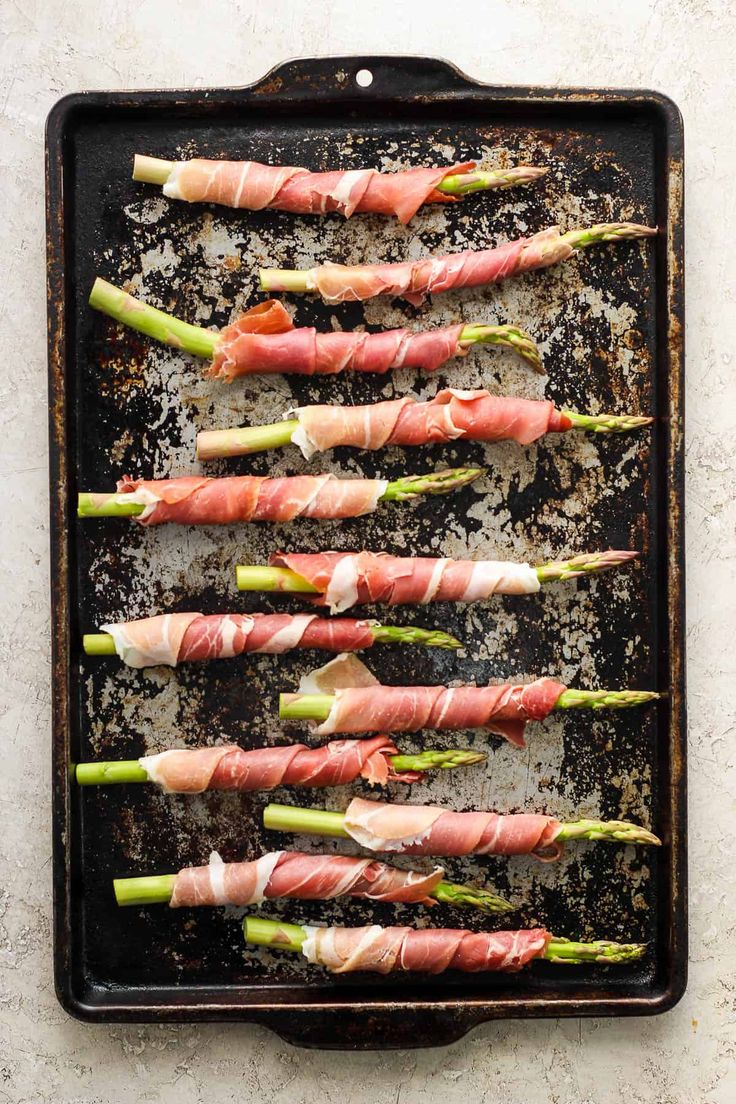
[{"xmin": 46, "ymin": 56, "xmax": 685, "ymax": 1046}]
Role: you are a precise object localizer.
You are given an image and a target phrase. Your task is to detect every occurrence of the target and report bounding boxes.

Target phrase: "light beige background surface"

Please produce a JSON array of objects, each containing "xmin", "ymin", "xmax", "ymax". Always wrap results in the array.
[{"xmin": 1, "ymin": 1, "xmax": 734, "ymax": 1101}]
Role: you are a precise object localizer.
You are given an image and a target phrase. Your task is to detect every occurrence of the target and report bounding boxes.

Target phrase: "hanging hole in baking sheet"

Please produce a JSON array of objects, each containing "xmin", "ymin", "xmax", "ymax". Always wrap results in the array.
[{"xmin": 355, "ymin": 69, "xmax": 373, "ymax": 88}]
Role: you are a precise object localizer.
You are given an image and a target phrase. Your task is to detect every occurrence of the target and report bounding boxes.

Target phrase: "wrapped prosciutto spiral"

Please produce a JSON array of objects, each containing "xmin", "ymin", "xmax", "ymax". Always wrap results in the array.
[
  {"xmin": 244, "ymin": 918, "xmax": 646, "ymax": 972},
  {"xmin": 133, "ymin": 155, "xmax": 546, "ymax": 223},
  {"xmin": 83, "ymin": 612, "xmax": 461, "ymax": 668}
]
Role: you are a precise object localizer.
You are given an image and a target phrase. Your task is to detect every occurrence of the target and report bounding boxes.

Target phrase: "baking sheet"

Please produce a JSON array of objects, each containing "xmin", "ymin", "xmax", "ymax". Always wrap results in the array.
[{"xmin": 46, "ymin": 56, "xmax": 685, "ymax": 1045}]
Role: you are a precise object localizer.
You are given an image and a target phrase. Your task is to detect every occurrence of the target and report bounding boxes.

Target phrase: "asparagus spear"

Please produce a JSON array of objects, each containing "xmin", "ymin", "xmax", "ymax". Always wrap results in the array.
[
  {"xmin": 243, "ymin": 916, "xmax": 647, "ymax": 966},
  {"xmin": 133, "ymin": 155, "xmax": 548, "ymax": 199},
  {"xmin": 278, "ymin": 687, "xmax": 660, "ymax": 723},
  {"xmin": 113, "ymin": 867, "xmax": 514, "ymax": 914},
  {"xmin": 235, "ymin": 550, "xmax": 639, "ymax": 595},
  {"xmin": 89, "ymin": 278, "xmax": 543, "ymax": 372},
  {"xmin": 74, "ymin": 747, "xmax": 487, "ymax": 787},
  {"xmin": 77, "ymin": 467, "xmax": 484, "ymax": 519},
  {"xmin": 259, "ymin": 222, "xmax": 657, "ymax": 294},
  {"xmin": 82, "ymin": 619, "xmax": 464, "ymax": 656},
  {"xmin": 262, "ymin": 803, "xmax": 662, "ymax": 847},
  {"xmin": 196, "ymin": 406, "xmax": 652, "ymax": 459}
]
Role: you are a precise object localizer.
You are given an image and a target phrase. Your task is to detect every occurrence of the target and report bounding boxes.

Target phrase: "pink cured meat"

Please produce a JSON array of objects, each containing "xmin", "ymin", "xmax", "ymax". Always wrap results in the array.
[
  {"xmin": 169, "ymin": 852, "xmax": 445, "ymax": 908},
  {"xmin": 343, "ymin": 797, "xmax": 562, "ymax": 859},
  {"xmin": 296, "ymin": 389, "xmax": 572, "ymax": 454},
  {"xmin": 314, "ymin": 678, "xmax": 567, "ymax": 746},
  {"xmin": 310, "ymin": 226, "xmax": 575, "ymax": 305},
  {"xmin": 269, "ymin": 551, "xmax": 540, "ymax": 611},
  {"xmin": 210, "ymin": 299, "xmax": 466, "ymax": 381},
  {"xmin": 303, "ymin": 925, "xmax": 551, "ymax": 974},
  {"xmin": 140, "ymin": 737, "xmax": 423, "ymax": 793},
  {"xmin": 115, "ymin": 473, "xmax": 386, "ymax": 525},
  {"xmin": 166, "ymin": 158, "xmax": 476, "ymax": 223},
  {"xmin": 102, "ymin": 612, "xmax": 378, "ymax": 667}
]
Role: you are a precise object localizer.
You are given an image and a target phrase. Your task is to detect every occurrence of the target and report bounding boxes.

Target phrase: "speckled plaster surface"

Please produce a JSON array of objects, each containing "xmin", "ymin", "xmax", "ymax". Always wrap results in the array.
[{"xmin": 0, "ymin": 2, "xmax": 734, "ymax": 1101}]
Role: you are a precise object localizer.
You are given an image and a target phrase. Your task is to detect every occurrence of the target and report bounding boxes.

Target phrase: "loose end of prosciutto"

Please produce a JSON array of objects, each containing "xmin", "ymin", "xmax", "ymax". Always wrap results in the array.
[
  {"xmin": 169, "ymin": 851, "xmax": 445, "ymax": 908},
  {"xmin": 343, "ymin": 797, "xmax": 563, "ymax": 860}
]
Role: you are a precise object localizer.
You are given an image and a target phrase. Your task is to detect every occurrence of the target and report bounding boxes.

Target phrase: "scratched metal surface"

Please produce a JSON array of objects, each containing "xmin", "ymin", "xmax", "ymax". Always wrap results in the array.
[{"xmin": 49, "ymin": 59, "xmax": 684, "ymax": 1039}]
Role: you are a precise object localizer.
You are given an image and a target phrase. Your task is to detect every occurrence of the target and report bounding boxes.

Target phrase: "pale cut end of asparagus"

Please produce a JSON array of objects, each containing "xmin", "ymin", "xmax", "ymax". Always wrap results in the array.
[
  {"xmin": 83, "ymin": 634, "xmax": 118, "ymax": 656},
  {"xmin": 133, "ymin": 155, "xmax": 175, "ymax": 184}
]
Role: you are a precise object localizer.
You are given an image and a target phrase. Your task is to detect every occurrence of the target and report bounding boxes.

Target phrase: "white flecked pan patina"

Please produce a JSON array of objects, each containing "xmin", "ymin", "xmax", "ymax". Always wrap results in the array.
[{"xmin": 46, "ymin": 56, "xmax": 685, "ymax": 1045}]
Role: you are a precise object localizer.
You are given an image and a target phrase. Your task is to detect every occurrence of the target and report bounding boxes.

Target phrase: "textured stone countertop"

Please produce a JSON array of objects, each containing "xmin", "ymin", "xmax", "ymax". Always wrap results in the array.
[{"xmin": 1, "ymin": 2, "xmax": 734, "ymax": 1101}]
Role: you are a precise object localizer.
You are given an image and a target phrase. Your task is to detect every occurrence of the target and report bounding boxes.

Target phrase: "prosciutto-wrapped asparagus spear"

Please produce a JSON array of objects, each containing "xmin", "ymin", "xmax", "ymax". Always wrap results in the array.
[
  {"xmin": 198, "ymin": 389, "xmax": 651, "ymax": 461},
  {"xmin": 113, "ymin": 851, "xmax": 512, "ymax": 914},
  {"xmin": 133, "ymin": 155, "xmax": 546, "ymax": 224},
  {"xmin": 235, "ymin": 550, "xmax": 638, "ymax": 611},
  {"xmin": 263, "ymin": 797, "xmax": 662, "ymax": 857},
  {"xmin": 75, "ymin": 738, "xmax": 487, "ymax": 790},
  {"xmin": 260, "ymin": 222, "xmax": 657, "ymax": 305},
  {"xmin": 279, "ymin": 655, "xmax": 659, "ymax": 747},
  {"xmin": 82, "ymin": 612, "xmax": 461, "ymax": 668},
  {"xmin": 77, "ymin": 468, "xmax": 482, "ymax": 525},
  {"xmin": 90, "ymin": 279, "xmax": 543, "ymax": 375},
  {"xmin": 244, "ymin": 917, "xmax": 646, "ymax": 972}
]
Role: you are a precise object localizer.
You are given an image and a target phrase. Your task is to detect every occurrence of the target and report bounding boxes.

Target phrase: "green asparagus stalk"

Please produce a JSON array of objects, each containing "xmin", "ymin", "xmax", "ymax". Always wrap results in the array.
[
  {"xmin": 259, "ymin": 222, "xmax": 657, "ymax": 293},
  {"xmin": 113, "ymin": 867, "xmax": 513, "ymax": 913},
  {"xmin": 132, "ymin": 155, "xmax": 547, "ymax": 198},
  {"xmin": 195, "ymin": 405, "xmax": 652, "ymax": 459},
  {"xmin": 75, "ymin": 747, "xmax": 487, "ymax": 788},
  {"xmin": 77, "ymin": 467, "xmax": 484, "ymax": 519},
  {"xmin": 82, "ymin": 620, "xmax": 463, "ymax": 656},
  {"xmin": 235, "ymin": 550, "xmax": 639, "ymax": 595},
  {"xmin": 278, "ymin": 686, "xmax": 660, "ymax": 722},
  {"xmin": 262, "ymin": 802, "xmax": 662, "ymax": 847},
  {"xmin": 242, "ymin": 916, "xmax": 647, "ymax": 965},
  {"xmin": 89, "ymin": 277, "xmax": 542, "ymax": 372}
]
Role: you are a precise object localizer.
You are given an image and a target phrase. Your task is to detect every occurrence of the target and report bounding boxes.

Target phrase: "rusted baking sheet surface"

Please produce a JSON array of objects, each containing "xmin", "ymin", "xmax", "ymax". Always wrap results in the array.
[{"xmin": 46, "ymin": 56, "xmax": 685, "ymax": 1046}]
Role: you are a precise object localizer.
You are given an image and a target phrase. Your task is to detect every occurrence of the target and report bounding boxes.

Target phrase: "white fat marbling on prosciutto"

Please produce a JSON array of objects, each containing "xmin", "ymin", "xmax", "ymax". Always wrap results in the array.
[
  {"xmin": 161, "ymin": 162, "xmax": 185, "ymax": 199},
  {"xmin": 100, "ymin": 612, "xmax": 198, "ymax": 667},
  {"xmin": 324, "ymin": 557, "xmax": 360, "ymax": 613},
  {"xmin": 256, "ymin": 613, "xmax": 316, "ymax": 653},
  {"xmin": 465, "ymin": 561, "xmax": 540, "ymax": 599},
  {"xmin": 206, "ymin": 850, "xmax": 228, "ymax": 905},
  {"xmin": 248, "ymin": 851, "xmax": 285, "ymax": 904}
]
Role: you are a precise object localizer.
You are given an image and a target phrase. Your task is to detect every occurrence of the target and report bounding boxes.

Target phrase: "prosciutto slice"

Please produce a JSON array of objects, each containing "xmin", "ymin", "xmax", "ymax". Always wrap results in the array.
[
  {"xmin": 170, "ymin": 851, "xmax": 445, "ymax": 908},
  {"xmin": 343, "ymin": 797, "xmax": 562, "ymax": 859},
  {"xmin": 306, "ymin": 655, "xmax": 566, "ymax": 747},
  {"xmin": 163, "ymin": 158, "xmax": 476, "ymax": 223},
  {"xmin": 301, "ymin": 924, "xmax": 551, "ymax": 974},
  {"xmin": 140, "ymin": 737, "xmax": 423, "ymax": 792},
  {"xmin": 304, "ymin": 227, "xmax": 575, "ymax": 305},
  {"xmin": 100, "ymin": 612, "xmax": 379, "ymax": 668},
  {"xmin": 291, "ymin": 389, "xmax": 572, "ymax": 458},
  {"xmin": 115, "ymin": 472, "xmax": 388, "ymax": 525},
  {"xmin": 210, "ymin": 300, "xmax": 467, "ymax": 382},
  {"xmin": 270, "ymin": 551, "xmax": 541, "ymax": 612}
]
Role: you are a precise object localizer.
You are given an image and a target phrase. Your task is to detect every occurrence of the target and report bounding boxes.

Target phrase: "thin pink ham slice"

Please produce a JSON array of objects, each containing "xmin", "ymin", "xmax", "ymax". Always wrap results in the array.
[
  {"xmin": 100, "ymin": 612, "xmax": 379, "ymax": 668},
  {"xmin": 293, "ymin": 389, "xmax": 572, "ymax": 457},
  {"xmin": 301, "ymin": 924, "xmax": 551, "ymax": 974},
  {"xmin": 269, "ymin": 551, "xmax": 540, "ymax": 612},
  {"xmin": 312, "ymin": 673, "xmax": 566, "ymax": 747},
  {"xmin": 115, "ymin": 473, "xmax": 387, "ymax": 525},
  {"xmin": 164, "ymin": 158, "xmax": 475, "ymax": 223},
  {"xmin": 343, "ymin": 797, "xmax": 562, "ymax": 859},
  {"xmin": 210, "ymin": 300, "xmax": 466, "ymax": 381},
  {"xmin": 139, "ymin": 736, "xmax": 423, "ymax": 792},
  {"xmin": 169, "ymin": 851, "xmax": 445, "ymax": 908},
  {"xmin": 310, "ymin": 226, "xmax": 574, "ymax": 304}
]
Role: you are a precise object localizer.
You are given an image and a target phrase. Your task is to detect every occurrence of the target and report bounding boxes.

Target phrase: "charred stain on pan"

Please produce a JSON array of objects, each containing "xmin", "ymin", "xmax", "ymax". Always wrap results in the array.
[{"xmin": 51, "ymin": 64, "xmax": 683, "ymax": 1033}]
